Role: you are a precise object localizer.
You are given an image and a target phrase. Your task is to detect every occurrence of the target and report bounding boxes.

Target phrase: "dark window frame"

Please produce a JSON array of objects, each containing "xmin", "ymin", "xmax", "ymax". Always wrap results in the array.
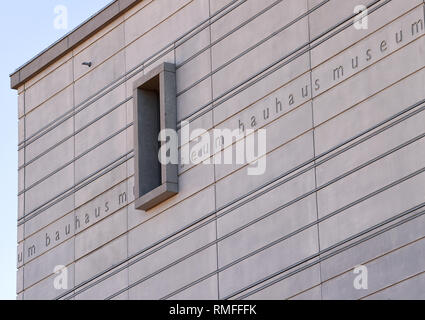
[{"xmin": 133, "ymin": 63, "xmax": 178, "ymax": 211}]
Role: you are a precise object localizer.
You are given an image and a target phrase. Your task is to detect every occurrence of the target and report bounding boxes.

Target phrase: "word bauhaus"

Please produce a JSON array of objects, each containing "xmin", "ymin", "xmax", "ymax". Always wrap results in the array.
[
  {"xmin": 19, "ymin": 187, "xmax": 128, "ymax": 264},
  {"xmin": 176, "ymin": 14, "xmax": 424, "ymax": 179}
]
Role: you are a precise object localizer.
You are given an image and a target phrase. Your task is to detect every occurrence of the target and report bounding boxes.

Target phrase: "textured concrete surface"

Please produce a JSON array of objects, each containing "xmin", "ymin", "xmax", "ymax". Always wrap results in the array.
[{"xmin": 13, "ymin": 0, "xmax": 425, "ymax": 299}]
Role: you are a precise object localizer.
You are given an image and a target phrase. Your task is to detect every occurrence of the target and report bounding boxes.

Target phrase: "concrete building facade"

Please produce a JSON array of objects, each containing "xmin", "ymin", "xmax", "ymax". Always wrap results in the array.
[{"xmin": 12, "ymin": 0, "xmax": 425, "ymax": 300}]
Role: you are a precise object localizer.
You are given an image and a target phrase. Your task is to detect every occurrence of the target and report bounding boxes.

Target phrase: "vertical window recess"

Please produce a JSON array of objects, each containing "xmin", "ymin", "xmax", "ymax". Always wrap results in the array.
[{"xmin": 133, "ymin": 63, "xmax": 178, "ymax": 211}]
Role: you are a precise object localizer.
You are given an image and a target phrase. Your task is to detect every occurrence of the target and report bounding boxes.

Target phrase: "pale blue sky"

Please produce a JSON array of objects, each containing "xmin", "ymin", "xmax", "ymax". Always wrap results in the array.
[{"xmin": 0, "ymin": 0, "xmax": 113, "ymax": 300}]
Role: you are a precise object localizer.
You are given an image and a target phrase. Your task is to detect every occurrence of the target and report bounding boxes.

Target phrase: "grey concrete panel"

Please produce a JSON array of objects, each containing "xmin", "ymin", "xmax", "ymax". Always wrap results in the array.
[
  {"xmin": 128, "ymin": 185, "xmax": 215, "ymax": 250},
  {"xmin": 210, "ymin": 0, "xmax": 278, "ymax": 43},
  {"xmin": 177, "ymin": 77, "xmax": 212, "ymax": 122},
  {"xmin": 364, "ymin": 271, "xmax": 425, "ymax": 300},
  {"xmin": 318, "ymin": 174, "xmax": 425, "ymax": 251},
  {"xmin": 10, "ymin": 0, "xmax": 143, "ymax": 89},
  {"xmin": 18, "ymin": 91, "xmax": 24, "ymax": 119},
  {"xmin": 25, "ymin": 163, "xmax": 74, "ymax": 216},
  {"xmin": 133, "ymin": 159, "xmax": 214, "ymax": 219},
  {"xmin": 129, "ymin": 245, "xmax": 217, "ymax": 300},
  {"xmin": 17, "ymin": 267, "xmax": 24, "ymax": 294},
  {"xmin": 75, "ymin": 234, "xmax": 127, "ymax": 286},
  {"xmin": 75, "ymin": 83, "xmax": 126, "ymax": 132},
  {"xmin": 24, "ymin": 59, "xmax": 73, "ymax": 112},
  {"xmin": 67, "ymin": 2, "xmax": 121, "ymax": 48},
  {"xmin": 128, "ymin": 220, "xmax": 216, "ymax": 286},
  {"xmin": 24, "ymin": 195, "xmax": 74, "ymax": 239},
  {"xmin": 219, "ymin": 226, "xmax": 319, "ymax": 298},
  {"xmin": 322, "ymin": 237, "xmax": 425, "ymax": 300},
  {"xmin": 24, "ymin": 237, "xmax": 74, "ymax": 289},
  {"xmin": 74, "ymin": 23, "xmax": 125, "ymax": 81},
  {"xmin": 75, "ymin": 101, "xmax": 126, "ymax": 157},
  {"xmin": 215, "ymin": 132, "xmax": 314, "ymax": 208},
  {"xmin": 314, "ymin": 67, "xmax": 425, "ymax": 155},
  {"xmin": 74, "ymin": 159, "xmax": 127, "ymax": 208},
  {"xmin": 110, "ymin": 290, "xmax": 129, "ymax": 300},
  {"xmin": 25, "ymin": 138, "xmax": 74, "ymax": 188},
  {"xmin": 317, "ymin": 137, "xmax": 425, "ymax": 220},
  {"xmin": 25, "ymin": 117, "xmax": 74, "ymax": 165},
  {"xmin": 245, "ymin": 264, "xmax": 322, "ymax": 300},
  {"xmin": 218, "ymin": 194, "xmax": 317, "ymax": 268},
  {"xmin": 75, "ymin": 207, "xmax": 127, "ymax": 259},
  {"xmin": 13, "ymin": 0, "xmax": 425, "ymax": 301},
  {"xmin": 320, "ymin": 183, "xmax": 425, "ymax": 281},
  {"xmin": 17, "ymin": 242, "xmax": 24, "ymax": 269},
  {"xmin": 214, "ymin": 102, "xmax": 313, "ymax": 182},
  {"xmin": 75, "ymin": 267, "xmax": 128, "ymax": 300},
  {"xmin": 75, "ymin": 130, "xmax": 126, "ymax": 183},
  {"xmin": 24, "ymin": 211, "xmax": 74, "ymax": 264},
  {"xmin": 74, "ymin": 51, "xmax": 126, "ymax": 106},
  {"xmin": 308, "ymin": 0, "xmax": 370, "ymax": 40},
  {"xmin": 290, "ymin": 285, "xmax": 322, "ymax": 300},
  {"xmin": 25, "ymin": 85, "xmax": 73, "ymax": 138},
  {"xmin": 212, "ymin": 0, "xmax": 307, "ymax": 70},
  {"xmin": 178, "ymin": 72, "xmax": 313, "ymax": 175},
  {"xmin": 18, "ymin": 148, "xmax": 24, "ymax": 169},
  {"xmin": 210, "ymin": 0, "xmax": 234, "ymax": 15},
  {"xmin": 169, "ymin": 275, "xmax": 219, "ymax": 300},
  {"xmin": 124, "ymin": 0, "xmax": 191, "ymax": 45},
  {"xmin": 212, "ymin": 54, "xmax": 310, "ymax": 128},
  {"xmin": 75, "ymin": 179, "xmax": 128, "ymax": 234},
  {"xmin": 18, "ymin": 117, "xmax": 25, "ymax": 145},
  {"xmin": 316, "ymin": 108, "xmax": 425, "ymax": 186},
  {"xmin": 17, "ymin": 224, "xmax": 24, "ymax": 244},
  {"xmin": 312, "ymin": 20, "xmax": 425, "ymax": 125},
  {"xmin": 24, "ymin": 263, "xmax": 75, "ymax": 300},
  {"xmin": 310, "ymin": 0, "xmax": 423, "ymax": 68},
  {"xmin": 212, "ymin": 16, "xmax": 310, "ymax": 100},
  {"xmin": 217, "ymin": 168, "xmax": 315, "ymax": 239},
  {"xmin": 125, "ymin": 0, "xmax": 208, "ymax": 72},
  {"xmin": 175, "ymin": 28, "xmax": 211, "ymax": 92},
  {"xmin": 11, "ymin": 71, "xmax": 21, "ymax": 91},
  {"xmin": 75, "ymin": 160, "xmax": 127, "ymax": 207},
  {"xmin": 18, "ymin": 195, "xmax": 24, "ymax": 230},
  {"xmin": 18, "ymin": 93, "xmax": 25, "ymax": 122},
  {"xmin": 18, "ymin": 168, "xmax": 24, "ymax": 194}
]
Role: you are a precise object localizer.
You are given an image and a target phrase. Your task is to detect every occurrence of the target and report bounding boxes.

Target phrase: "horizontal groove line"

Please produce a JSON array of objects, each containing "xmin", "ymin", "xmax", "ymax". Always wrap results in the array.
[
  {"xmin": 176, "ymin": 0, "xmax": 289, "ymax": 69},
  {"xmin": 164, "ymin": 202, "xmax": 425, "ymax": 300},
  {"xmin": 22, "ymin": 178, "xmax": 133, "ymax": 244},
  {"xmin": 22, "ymin": 2, "xmax": 420, "ymax": 180},
  {"xmin": 18, "ymin": 0, "xmax": 244, "ymax": 150},
  {"xmin": 19, "ymin": 123, "xmax": 133, "ymax": 195},
  {"xmin": 177, "ymin": 0, "xmax": 388, "ymax": 126},
  {"xmin": 28, "ymin": 101, "xmax": 425, "ymax": 288},
  {"xmin": 53, "ymin": 97, "xmax": 425, "ymax": 300},
  {"xmin": 22, "ymin": 95, "xmax": 424, "ymax": 239},
  {"xmin": 19, "ymin": 0, "xmax": 384, "ymax": 160},
  {"xmin": 18, "ymin": 151, "xmax": 134, "ymax": 225},
  {"xmin": 19, "ymin": 96, "xmax": 132, "ymax": 171},
  {"xmin": 21, "ymin": 201, "xmax": 134, "ymax": 268},
  {"xmin": 230, "ymin": 205, "xmax": 425, "ymax": 300},
  {"xmin": 178, "ymin": 56, "xmax": 425, "ymax": 177},
  {"xmin": 58, "ymin": 105, "xmax": 425, "ymax": 300},
  {"xmin": 176, "ymin": 0, "xmax": 332, "ymax": 97},
  {"xmin": 101, "ymin": 135, "xmax": 425, "ymax": 299},
  {"xmin": 359, "ymin": 269, "xmax": 425, "ymax": 300},
  {"xmin": 19, "ymin": 0, "xmax": 328, "ymax": 152}
]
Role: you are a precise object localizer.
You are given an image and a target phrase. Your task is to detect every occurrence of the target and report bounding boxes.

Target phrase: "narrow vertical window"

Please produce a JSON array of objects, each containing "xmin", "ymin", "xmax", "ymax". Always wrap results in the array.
[{"xmin": 133, "ymin": 63, "xmax": 178, "ymax": 211}]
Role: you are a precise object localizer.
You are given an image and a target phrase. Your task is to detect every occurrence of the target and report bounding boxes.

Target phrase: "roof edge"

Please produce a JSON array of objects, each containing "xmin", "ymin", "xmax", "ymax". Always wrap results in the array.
[{"xmin": 10, "ymin": 0, "xmax": 142, "ymax": 90}]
